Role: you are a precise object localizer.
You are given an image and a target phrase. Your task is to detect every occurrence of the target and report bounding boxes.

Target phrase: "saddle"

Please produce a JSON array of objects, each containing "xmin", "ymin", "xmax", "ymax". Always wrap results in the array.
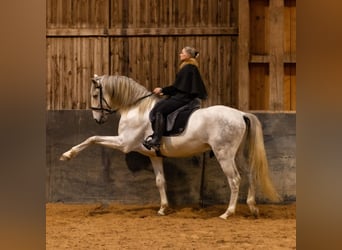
[{"xmin": 164, "ymin": 98, "xmax": 201, "ymax": 136}]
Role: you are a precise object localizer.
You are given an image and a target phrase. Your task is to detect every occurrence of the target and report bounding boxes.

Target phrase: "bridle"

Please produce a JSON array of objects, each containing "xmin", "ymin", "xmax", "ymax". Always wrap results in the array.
[
  {"xmin": 90, "ymin": 83, "xmax": 154, "ymax": 115},
  {"xmin": 91, "ymin": 84, "xmax": 117, "ymax": 114}
]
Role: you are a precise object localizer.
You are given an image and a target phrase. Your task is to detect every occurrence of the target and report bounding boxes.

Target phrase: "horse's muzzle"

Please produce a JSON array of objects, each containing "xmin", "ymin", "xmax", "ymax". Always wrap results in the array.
[{"xmin": 95, "ymin": 117, "xmax": 106, "ymax": 124}]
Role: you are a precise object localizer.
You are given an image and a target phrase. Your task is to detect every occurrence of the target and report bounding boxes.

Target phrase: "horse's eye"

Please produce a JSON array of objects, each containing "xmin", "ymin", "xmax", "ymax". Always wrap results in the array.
[{"xmin": 92, "ymin": 94, "xmax": 98, "ymax": 98}]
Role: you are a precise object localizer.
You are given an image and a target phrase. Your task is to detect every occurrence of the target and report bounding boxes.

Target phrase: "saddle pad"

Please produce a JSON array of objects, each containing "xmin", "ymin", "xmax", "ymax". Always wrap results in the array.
[
  {"xmin": 164, "ymin": 109, "xmax": 198, "ymax": 136},
  {"xmin": 164, "ymin": 99, "xmax": 200, "ymax": 136}
]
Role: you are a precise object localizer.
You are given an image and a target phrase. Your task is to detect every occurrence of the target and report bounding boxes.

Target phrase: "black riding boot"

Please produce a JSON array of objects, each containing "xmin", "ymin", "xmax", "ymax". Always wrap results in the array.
[{"xmin": 143, "ymin": 112, "xmax": 165, "ymax": 150}]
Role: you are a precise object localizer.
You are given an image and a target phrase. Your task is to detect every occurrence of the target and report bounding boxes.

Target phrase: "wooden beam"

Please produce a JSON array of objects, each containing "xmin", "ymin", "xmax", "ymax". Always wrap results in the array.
[
  {"xmin": 250, "ymin": 55, "xmax": 270, "ymax": 63},
  {"xmin": 250, "ymin": 54, "xmax": 296, "ymax": 63},
  {"xmin": 46, "ymin": 27, "xmax": 239, "ymax": 37},
  {"xmin": 238, "ymin": 0, "xmax": 250, "ymax": 110},
  {"xmin": 284, "ymin": 53, "xmax": 296, "ymax": 63}
]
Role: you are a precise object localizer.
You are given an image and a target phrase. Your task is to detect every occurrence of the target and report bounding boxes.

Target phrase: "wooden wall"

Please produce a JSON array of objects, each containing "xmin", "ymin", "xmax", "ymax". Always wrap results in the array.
[
  {"xmin": 238, "ymin": 0, "xmax": 296, "ymax": 110},
  {"xmin": 47, "ymin": 0, "xmax": 239, "ymax": 109},
  {"xmin": 46, "ymin": 0, "xmax": 296, "ymax": 111}
]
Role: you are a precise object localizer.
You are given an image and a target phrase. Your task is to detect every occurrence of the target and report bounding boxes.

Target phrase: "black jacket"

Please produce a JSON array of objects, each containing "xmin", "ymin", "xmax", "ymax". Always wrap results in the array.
[{"xmin": 162, "ymin": 64, "xmax": 207, "ymax": 101}]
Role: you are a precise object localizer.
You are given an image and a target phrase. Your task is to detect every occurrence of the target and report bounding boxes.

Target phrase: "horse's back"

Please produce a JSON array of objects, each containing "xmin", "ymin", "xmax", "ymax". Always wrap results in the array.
[
  {"xmin": 193, "ymin": 105, "xmax": 245, "ymax": 123},
  {"xmin": 202, "ymin": 105, "xmax": 244, "ymax": 113},
  {"xmin": 184, "ymin": 105, "xmax": 246, "ymax": 138}
]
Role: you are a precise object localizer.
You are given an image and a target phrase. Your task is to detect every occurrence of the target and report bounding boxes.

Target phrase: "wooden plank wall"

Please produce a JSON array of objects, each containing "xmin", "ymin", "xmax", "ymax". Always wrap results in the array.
[
  {"xmin": 47, "ymin": 0, "xmax": 296, "ymax": 111},
  {"xmin": 238, "ymin": 0, "xmax": 296, "ymax": 111},
  {"xmin": 46, "ymin": 0, "xmax": 239, "ymax": 110}
]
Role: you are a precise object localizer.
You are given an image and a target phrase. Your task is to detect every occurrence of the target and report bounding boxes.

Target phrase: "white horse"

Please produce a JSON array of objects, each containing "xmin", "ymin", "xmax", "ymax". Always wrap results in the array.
[{"xmin": 60, "ymin": 74, "xmax": 281, "ymax": 219}]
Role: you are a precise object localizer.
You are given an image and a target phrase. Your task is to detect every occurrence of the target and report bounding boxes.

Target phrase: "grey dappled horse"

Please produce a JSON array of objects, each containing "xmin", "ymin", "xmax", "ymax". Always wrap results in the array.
[{"xmin": 60, "ymin": 74, "xmax": 280, "ymax": 219}]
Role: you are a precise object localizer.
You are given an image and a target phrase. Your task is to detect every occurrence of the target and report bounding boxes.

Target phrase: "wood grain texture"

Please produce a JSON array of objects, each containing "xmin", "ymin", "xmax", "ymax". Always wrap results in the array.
[
  {"xmin": 47, "ymin": 0, "xmax": 238, "ymax": 109},
  {"xmin": 46, "ymin": 0, "xmax": 296, "ymax": 111}
]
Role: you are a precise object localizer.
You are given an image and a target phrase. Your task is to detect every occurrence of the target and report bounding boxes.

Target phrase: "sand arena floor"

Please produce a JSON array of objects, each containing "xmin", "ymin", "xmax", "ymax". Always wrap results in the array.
[{"xmin": 46, "ymin": 202, "xmax": 296, "ymax": 249}]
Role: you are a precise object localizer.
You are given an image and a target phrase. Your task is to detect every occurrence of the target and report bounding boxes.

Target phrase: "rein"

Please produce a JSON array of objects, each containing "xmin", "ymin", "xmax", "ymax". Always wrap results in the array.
[
  {"xmin": 91, "ymin": 84, "xmax": 153, "ymax": 114},
  {"xmin": 132, "ymin": 92, "xmax": 154, "ymax": 105}
]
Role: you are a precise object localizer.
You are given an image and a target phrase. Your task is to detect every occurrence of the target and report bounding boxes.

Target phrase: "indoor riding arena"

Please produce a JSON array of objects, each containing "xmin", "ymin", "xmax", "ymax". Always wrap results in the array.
[{"xmin": 46, "ymin": 0, "xmax": 296, "ymax": 249}]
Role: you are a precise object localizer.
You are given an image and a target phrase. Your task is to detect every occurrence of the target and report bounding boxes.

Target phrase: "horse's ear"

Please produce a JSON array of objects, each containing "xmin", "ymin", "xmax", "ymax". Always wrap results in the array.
[{"xmin": 91, "ymin": 74, "xmax": 99, "ymax": 85}]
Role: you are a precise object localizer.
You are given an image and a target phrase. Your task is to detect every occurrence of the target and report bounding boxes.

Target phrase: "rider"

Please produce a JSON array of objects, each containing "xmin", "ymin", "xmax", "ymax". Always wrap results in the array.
[{"xmin": 143, "ymin": 46, "xmax": 208, "ymax": 151}]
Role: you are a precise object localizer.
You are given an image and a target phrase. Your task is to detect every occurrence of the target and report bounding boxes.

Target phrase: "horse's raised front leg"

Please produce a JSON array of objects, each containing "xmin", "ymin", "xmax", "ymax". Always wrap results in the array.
[
  {"xmin": 149, "ymin": 156, "xmax": 169, "ymax": 215},
  {"xmin": 60, "ymin": 135, "xmax": 126, "ymax": 161}
]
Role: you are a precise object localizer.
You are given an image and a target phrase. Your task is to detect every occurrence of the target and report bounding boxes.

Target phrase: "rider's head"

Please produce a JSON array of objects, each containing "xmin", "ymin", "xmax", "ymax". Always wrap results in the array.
[{"xmin": 180, "ymin": 46, "xmax": 199, "ymax": 61}]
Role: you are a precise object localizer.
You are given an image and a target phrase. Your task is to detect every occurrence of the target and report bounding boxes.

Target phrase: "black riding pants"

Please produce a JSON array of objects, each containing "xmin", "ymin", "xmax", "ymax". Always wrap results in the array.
[{"xmin": 149, "ymin": 97, "xmax": 189, "ymax": 123}]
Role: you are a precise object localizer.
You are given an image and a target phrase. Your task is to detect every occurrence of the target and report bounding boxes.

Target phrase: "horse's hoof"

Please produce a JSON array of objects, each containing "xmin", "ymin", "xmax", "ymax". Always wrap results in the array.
[
  {"xmin": 219, "ymin": 210, "xmax": 234, "ymax": 220},
  {"xmin": 157, "ymin": 210, "xmax": 165, "ymax": 216},
  {"xmin": 157, "ymin": 205, "xmax": 168, "ymax": 216},
  {"xmin": 250, "ymin": 207, "xmax": 260, "ymax": 218},
  {"xmin": 219, "ymin": 214, "xmax": 228, "ymax": 220},
  {"xmin": 59, "ymin": 154, "xmax": 70, "ymax": 161}
]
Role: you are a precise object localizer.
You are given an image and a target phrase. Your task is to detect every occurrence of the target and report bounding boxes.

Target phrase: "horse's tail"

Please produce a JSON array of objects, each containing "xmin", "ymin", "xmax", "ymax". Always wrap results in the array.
[{"xmin": 243, "ymin": 113, "xmax": 281, "ymax": 202}]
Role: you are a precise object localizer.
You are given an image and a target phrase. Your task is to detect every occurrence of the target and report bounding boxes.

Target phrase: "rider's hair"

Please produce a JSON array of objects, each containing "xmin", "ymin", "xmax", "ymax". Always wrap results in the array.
[{"xmin": 183, "ymin": 46, "xmax": 200, "ymax": 58}]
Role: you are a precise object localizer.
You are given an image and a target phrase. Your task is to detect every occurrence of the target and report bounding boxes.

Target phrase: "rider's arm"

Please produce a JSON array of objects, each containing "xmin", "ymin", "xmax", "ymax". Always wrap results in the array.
[{"xmin": 161, "ymin": 86, "xmax": 178, "ymax": 96}]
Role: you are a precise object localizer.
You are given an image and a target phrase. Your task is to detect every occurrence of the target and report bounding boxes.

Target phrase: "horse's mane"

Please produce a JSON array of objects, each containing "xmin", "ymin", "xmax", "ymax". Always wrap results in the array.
[{"xmin": 102, "ymin": 75, "xmax": 157, "ymax": 114}]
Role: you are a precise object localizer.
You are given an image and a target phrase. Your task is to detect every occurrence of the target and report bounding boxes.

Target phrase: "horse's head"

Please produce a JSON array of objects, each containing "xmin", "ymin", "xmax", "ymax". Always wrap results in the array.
[
  {"xmin": 90, "ymin": 74, "xmax": 156, "ymax": 123},
  {"xmin": 90, "ymin": 74, "xmax": 114, "ymax": 124}
]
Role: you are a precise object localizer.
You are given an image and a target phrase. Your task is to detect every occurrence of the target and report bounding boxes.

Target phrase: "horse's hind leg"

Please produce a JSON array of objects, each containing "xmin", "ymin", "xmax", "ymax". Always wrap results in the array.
[
  {"xmin": 237, "ymin": 152, "xmax": 259, "ymax": 217},
  {"xmin": 247, "ymin": 172, "xmax": 259, "ymax": 217},
  {"xmin": 215, "ymin": 151, "xmax": 241, "ymax": 219}
]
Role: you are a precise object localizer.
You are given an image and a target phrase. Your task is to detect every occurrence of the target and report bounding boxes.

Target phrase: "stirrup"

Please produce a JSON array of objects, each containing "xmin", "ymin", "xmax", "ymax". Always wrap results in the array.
[
  {"xmin": 142, "ymin": 141, "xmax": 160, "ymax": 151},
  {"xmin": 142, "ymin": 135, "xmax": 153, "ymax": 150},
  {"xmin": 142, "ymin": 136, "xmax": 160, "ymax": 151}
]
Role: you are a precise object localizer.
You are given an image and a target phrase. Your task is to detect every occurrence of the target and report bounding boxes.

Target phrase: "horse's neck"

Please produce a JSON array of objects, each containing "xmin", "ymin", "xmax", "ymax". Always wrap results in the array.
[{"xmin": 119, "ymin": 99, "xmax": 155, "ymax": 121}]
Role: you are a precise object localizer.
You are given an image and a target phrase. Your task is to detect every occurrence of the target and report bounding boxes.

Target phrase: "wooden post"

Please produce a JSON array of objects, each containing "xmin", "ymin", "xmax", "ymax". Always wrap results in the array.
[
  {"xmin": 269, "ymin": 0, "xmax": 284, "ymax": 110},
  {"xmin": 238, "ymin": 0, "xmax": 250, "ymax": 111}
]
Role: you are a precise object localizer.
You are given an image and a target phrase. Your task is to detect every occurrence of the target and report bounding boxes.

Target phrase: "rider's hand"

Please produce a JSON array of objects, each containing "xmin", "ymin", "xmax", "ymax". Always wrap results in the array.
[{"xmin": 153, "ymin": 87, "xmax": 163, "ymax": 95}]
